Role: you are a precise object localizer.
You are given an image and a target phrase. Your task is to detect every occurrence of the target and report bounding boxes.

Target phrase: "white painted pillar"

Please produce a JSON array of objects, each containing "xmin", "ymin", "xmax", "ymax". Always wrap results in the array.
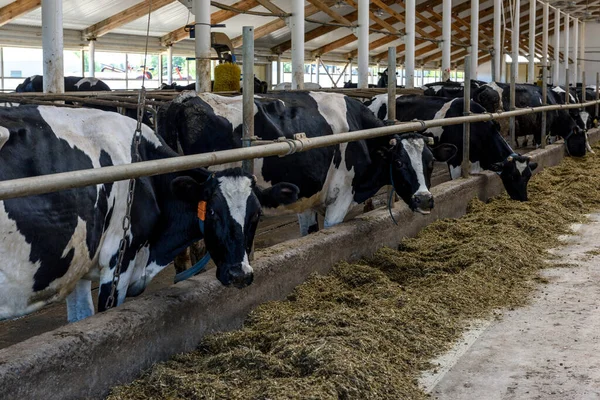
[
  {"xmin": 405, "ymin": 0, "xmax": 416, "ymax": 88},
  {"xmin": 442, "ymin": 0, "xmax": 451, "ymax": 80},
  {"xmin": 420, "ymin": 65, "xmax": 425, "ymax": 86},
  {"xmin": 167, "ymin": 45, "xmax": 173, "ymax": 84},
  {"xmin": 276, "ymin": 54, "xmax": 281, "ymax": 84},
  {"xmin": 470, "ymin": 0, "xmax": 479, "ymax": 79},
  {"xmin": 88, "ymin": 40, "xmax": 95, "ymax": 77},
  {"xmin": 316, "ymin": 56, "xmax": 320, "ymax": 85},
  {"xmin": 193, "ymin": 0, "xmax": 211, "ymax": 93},
  {"xmin": 291, "ymin": 0, "xmax": 304, "ymax": 89},
  {"xmin": 528, "ymin": 0, "xmax": 536, "ymax": 84},
  {"xmin": 310, "ymin": 61, "xmax": 313, "ymax": 82},
  {"xmin": 348, "ymin": 59, "xmax": 353, "ymax": 82},
  {"xmin": 493, "ymin": 0, "xmax": 502, "ymax": 82},
  {"xmin": 0, "ymin": 47, "xmax": 4, "ymax": 91},
  {"xmin": 542, "ymin": 1, "xmax": 549, "ymax": 81},
  {"xmin": 553, "ymin": 8, "xmax": 560, "ymax": 84},
  {"xmin": 375, "ymin": 62, "xmax": 380, "ymax": 85},
  {"xmin": 357, "ymin": 0, "xmax": 369, "ymax": 88},
  {"xmin": 564, "ymin": 13, "xmax": 570, "ymax": 86},
  {"xmin": 580, "ymin": 21, "xmax": 585, "ymax": 84},
  {"xmin": 511, "ymin": 0, "xmax": 520, "ymax": 83},
  {"xmin": 42, "ymin": 0, "xmax": 64, "ymax": 93},
  {"xmin": 79, "ymin": 49, "xmax": 84, "ymax": 76},
  {"xmin": 573, "ymin": 18, "xmax": 579, "ymax": 83}
]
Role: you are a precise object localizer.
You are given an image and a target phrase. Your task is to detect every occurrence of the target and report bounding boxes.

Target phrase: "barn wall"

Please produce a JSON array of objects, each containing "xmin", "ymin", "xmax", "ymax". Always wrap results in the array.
[{"xmin": 1, "ymin": 129, "xmax": 598, "ymax": 400}]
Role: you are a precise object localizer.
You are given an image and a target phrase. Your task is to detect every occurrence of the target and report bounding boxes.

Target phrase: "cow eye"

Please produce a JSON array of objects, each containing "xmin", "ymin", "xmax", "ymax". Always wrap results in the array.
[
  {"xmin": 209, "ymin": 208, "xmax": 215, "ymax": 217},
  {"xmin": 395, "ymin": 159, "xmax": 403, "ymax": 168}
]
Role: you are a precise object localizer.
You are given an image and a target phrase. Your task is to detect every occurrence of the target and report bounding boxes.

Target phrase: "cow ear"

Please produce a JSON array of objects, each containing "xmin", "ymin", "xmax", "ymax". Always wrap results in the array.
[
  {"xmin": 432, "ymin": 143, "xmax": 457, "ymax": 162},
  {"xmin": 255, "ymin": 182, "xmax": 300, "ymax": 208},
  {"xmin": 528, "ymin": 162, "xmax": 538, "ymax": 172},
  {"xmin": 171, "ymin": 176, "xmax": 206, "ymax": 203},
  {"xmin": 489, "ymin": 162, "xmax": 504, "ymax": 172}
]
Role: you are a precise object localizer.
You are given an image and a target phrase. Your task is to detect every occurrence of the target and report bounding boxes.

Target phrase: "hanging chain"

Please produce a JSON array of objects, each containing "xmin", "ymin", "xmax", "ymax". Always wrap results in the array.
[{"xmin": 104, "ymin": 0, "xmax": 152, "ymax": 310}]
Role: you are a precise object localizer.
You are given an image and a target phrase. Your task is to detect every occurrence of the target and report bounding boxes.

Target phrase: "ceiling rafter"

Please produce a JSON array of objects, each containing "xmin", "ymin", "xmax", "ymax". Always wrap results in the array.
[
  {"xmin": 83, "ymin": 0, "xmax": 175, "ymax": 39},
  {"xmin": 0, "ymin": 0, "xmax": 41, "ymax": 27}
]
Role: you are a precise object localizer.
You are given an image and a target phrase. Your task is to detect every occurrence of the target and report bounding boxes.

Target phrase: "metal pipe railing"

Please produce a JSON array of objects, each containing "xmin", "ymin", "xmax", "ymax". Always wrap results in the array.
[{"xmin": 0, "ymin": 99, "xmax": 599, "ymax": 201}]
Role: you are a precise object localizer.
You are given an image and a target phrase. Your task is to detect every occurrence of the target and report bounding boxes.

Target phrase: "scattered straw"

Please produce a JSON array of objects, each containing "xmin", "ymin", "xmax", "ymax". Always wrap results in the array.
[{"xmin": 108, "ymin": 145, "xmax": 600, "ymax": 400}]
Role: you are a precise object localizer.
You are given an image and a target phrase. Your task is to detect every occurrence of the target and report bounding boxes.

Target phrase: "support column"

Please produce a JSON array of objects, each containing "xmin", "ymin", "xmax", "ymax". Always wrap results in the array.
[
  {"xmin": 573, "ymin": 18, "xmax": 579, "ymax": 84},
  {"xmin": 291, "ymin": 0, "xmax": 304, "ymax": 89},
  {"xmin": 470, "ymin": 0, "xmax": 479, "ymax": 79},
  {"xmin": 80, "ymin": 49, "xmax": 84, "ymax": 76},
  {"xmin": 405, "ymin": 0, "xmax": 415, "ymax": 88},
  {"xmin": 442, "ymin": 0, "xmax": 451, "ymax": 80},
  {"xmin": 511, "ymin": 0, "xmax": 520, "ymax": 84},
  {"xmin": 553, "ymin": 8, "xmax": 560, "ymax": 84},
  {"xmin": 0, "ymin": 47, "xmax": 4, "ymax": 91},
  {"xmin": 357, "ymin": 0, "xmax": 369, "ymax": 88},
  {"xmin": 167, "ymin": 45, "xmax": 173, "ymax": 84},
  {"xmin": 158, "ymin": 50, "xmax": 163, "ymax": 85},
  {"xmin": 348, "ymin": 59, "xmax": 353, "ymax": 83},
  {"xmin": 493, "ymin": 0, "xmax": 501, "ymax": 81},
  {"xmin": 193, "ymin": 0, "xmax": 211, "ymax": 93},
  {"xmin": 276, "ymin": 54, "xmax": 281, "ymax": 84},
  {"xmin": 528, "ymin": 0, "xmax": 536, "ymax": 84},
  {"xmin": 42, "ymin": 0, "xmax": 64, "ymax": 93},
  {"xmin": 316, "ymin": 56, "xmax": 320, "ymax": 85},
  {"xmin": 564, "ymin": 13, "xmax": 569, "ymax": 86},
  {"xmin": 580, "ymin": 21, "xmax": 585, "ymax": 85},
  {"xmin": 88, "ymin": 40, "xmax": 95, "ymax": 77},
  {"xmin": 542, "ymin": 1, "xmax": 549, "ymax": 82}
]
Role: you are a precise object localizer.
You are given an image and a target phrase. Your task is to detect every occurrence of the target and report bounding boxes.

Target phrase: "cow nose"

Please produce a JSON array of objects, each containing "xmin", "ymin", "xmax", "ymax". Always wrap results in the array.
[
  {"xmin": 412, "ymin": 193, "xmax": 434, "ymax": 213},
  {"xmin": 228, "ymin": 268, "xmax": 254, "ymax": 289}
]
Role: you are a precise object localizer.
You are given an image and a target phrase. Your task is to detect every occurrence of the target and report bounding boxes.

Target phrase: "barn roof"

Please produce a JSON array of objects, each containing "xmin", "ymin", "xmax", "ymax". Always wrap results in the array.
[{"xmin": 0, "ymin": 0, "xmax": 595, "ymax": 67}]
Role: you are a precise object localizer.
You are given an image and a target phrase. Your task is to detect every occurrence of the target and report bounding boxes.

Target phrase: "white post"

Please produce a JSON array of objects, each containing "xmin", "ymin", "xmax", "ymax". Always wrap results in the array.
[
  {"xmin": 242, "ymin": 26, "xmax": 254, "ymax": 174},
  {"xmin": 528, "ymin": 0, "xmax": 536, "ymax": 84},
  {"xmin": 42, "ymin": 0, "xmax": 64, "ymax": 94},
  {"xmin": 80, "ymin": 49, "xmax": 84, "ymax": 76},
  {"xmin": 348, "ymin": 59, "xmax": 353, "ymax": 82},
  {"xmin": 511, "ymin": 0, "xmax": 520, "ymax": 84},
  {"xmin": 573, "ymin": 18, "xmax": 579, "ymax": 84},
  {"xmin": 316, "ymin": 56, "xmax": 320, "ymax": 85},
  {"xmin": 494, "ymin": 0, "xmax": 502, "ymax": 82},
  {"xmin": 276, "ymin": 54, "xmax": 281, "ymax": 84},
  {"xmin": 167, "ymin": 45, "xmax": 173, "ymax": 84},
  {"xmin": 310, "ymin": 61, "xmax": 314, "ymax": 82},
  {"xmin": 158, "ymin": 50, "xmax": 163, "ymax": 85},
  {"xmin": 564, "ymin": 13, "xmax": 569, "ymax": 86},
  {"xmin": 420, "ymin": 65, "xmax": 425, "ymax": 86},
  {"xmin": 542, "ymin": 1, "xmax": 549, "ymax": 82},
  {"xmin": 442, "ymin": 0, "xmax": 451, "ymax": 81},
  {"xmin": 193, "ymin": 0, "xmax": 211, "ymax": 93},
  {"xmin": 125, "ymin": 53, "xmax": 129, "ymax": 89},
  {"xmin": 88, "ymin": 40, "xmax": 95, "ymax": 78},
  {"xmin": 0, "ymin": 47, "xmax": 4, "ymax": 91},
  {"xmin": 375, "ymin": 62, "xmax": 380, "ymax": 85},
  {"xmin": 358, "ymin": 0, "xmax": 369, "ymax": 88},
  {"xmin": 553, "ymin": 8, "xmax": 560, "ymax": 84},
  {"xmin": 580, "ymin": 21, "xmax": 585, "ymax": 85},
  {"xmin": 405, "ymin": 0, "xmax": 415, "ymax": 88},
  {"xmin": 291, "ymin": 0, "xmax": 304, "ymax": 89},
  {"xmin": 470, "ymin": 0, "xmax": 479, "ymax": 79}
]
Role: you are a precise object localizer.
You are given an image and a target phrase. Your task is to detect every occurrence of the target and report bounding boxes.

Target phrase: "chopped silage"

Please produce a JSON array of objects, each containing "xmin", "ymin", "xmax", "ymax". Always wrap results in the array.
[{"xmin": 108, "ymin": 146, "xmax": 600, "ymax": 400}]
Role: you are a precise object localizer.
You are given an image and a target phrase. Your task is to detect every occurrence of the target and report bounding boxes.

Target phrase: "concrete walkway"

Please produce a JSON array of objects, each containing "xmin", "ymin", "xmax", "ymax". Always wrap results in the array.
[{"xmin": 422, "ymin": 214, "xmax": 600, "ymax": 400}]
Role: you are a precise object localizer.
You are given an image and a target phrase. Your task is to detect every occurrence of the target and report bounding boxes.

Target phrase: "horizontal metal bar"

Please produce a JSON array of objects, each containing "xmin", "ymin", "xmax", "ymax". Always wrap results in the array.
[{"xmin": 0, "ymin": 99, "xmax": 598, "ymax": 201}]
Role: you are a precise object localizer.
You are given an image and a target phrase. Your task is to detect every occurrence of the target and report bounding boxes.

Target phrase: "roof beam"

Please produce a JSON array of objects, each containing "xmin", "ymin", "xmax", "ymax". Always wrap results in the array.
[
  {"xmin": 83, "ymin": 0, "xmax": 175, "ymax": 39},
  {"xmin": 306, "ymin": 0, "xmax": 353, "ymax": 26},
  {"xmin": 0, "ymin": 0, "xmax": 41, "ymax": 27},
  {"xmin": 162, "ymin": 0, "xmax": 259, "ymax": 45}
]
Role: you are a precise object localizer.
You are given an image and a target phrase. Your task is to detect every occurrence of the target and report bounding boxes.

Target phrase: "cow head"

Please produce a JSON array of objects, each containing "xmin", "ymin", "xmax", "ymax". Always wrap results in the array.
[
  {"xmin": 383, "ymin": 133, "xmax": 457, "ymax": 214},
  {"xmin": 171, "ymin": 169, "xmax": 299, "ymax": 288},
  {"xmin": 489, "ymin": 154, "xmax": 538, "ymax": 201}
]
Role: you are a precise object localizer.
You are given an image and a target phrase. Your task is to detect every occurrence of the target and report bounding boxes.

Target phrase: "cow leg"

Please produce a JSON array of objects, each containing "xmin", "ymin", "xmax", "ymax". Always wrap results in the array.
[
  {"xmin": 585, "ymin": 131, "xmax": 595, "ymax": 154},
  {"xmin": 298, "ymin": 210, "xmax": 318, "ymax": 236},
  {"xmin": 66, "ymin": 279, "xmax": 94, "ymax": 322}
]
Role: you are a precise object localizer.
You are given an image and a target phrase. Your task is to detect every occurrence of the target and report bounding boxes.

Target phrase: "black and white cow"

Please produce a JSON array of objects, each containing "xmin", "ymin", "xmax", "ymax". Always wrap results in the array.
[
  {"xmin": 367, "ymin": 94, "xmax": 538, "ymax": 201},
  {"xmin": 0, "ymin": 105, "xmax": 299, "ymax": 322},
  {"xmin": 575, "ymin": 86, "xmax": 599, "ymax": 129},
  {"xmin": 16, "ymin": 75, "xmax": 112, "ymax": 93},
  {"xmin": 422, "ymin": 79, "xmax": 486, "ymax": 98},
  {"xmin": 473, "ymin": 82, "xmax": 589, "ymax": 156},
  {"xmin": 158, "ymin": 91, "xmax": 457, "ymax": 235}
]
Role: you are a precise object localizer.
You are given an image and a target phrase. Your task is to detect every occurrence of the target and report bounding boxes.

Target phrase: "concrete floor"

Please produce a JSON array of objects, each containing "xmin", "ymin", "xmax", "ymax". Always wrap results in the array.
[{"xmin": 423, "ymin": 213, "xmax": 600, "ymax": 400}]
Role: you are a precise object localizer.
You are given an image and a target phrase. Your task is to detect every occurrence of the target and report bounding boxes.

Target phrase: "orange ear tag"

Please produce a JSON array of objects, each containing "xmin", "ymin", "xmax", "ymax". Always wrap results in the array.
[{"xmin": 197, "ymin": 201, "xmax": 207, "ymax": 221}]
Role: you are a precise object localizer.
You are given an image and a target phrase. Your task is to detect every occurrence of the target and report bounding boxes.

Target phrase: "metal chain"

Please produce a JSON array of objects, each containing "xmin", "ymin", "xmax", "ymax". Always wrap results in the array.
[{"xmin": 104, "ymin": 0, "xmax": 152, "ymax": 310}]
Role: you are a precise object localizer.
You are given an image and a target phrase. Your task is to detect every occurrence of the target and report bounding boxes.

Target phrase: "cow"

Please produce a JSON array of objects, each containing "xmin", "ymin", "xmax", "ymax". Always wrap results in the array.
[
  {"xmin": 161, "ymin": 77, "xmax": 269, "ymax": 93},
  {"xmin": 574, "ymin": 86, "xmax": 598, "ymax": 129},
  {"xmin": 366, "ymin": 94, "xmax": 538, "ymax": 201},
  {"xmin": 0, "ymin": 105, "xmax": 299, "ymax": 322},
  {"xmin": 158, "ymin": 91, "xmax": 457, "ymax": 236},
  {"xmin": 473, "ymin": 82, "xmax": 589, "ymax": 156},
  {"xmin": 422, "ymin": 79, "xmax": 486, "ymax": 98},
  {"xmin": 273, "ymin": 82, "xmax": 322, "ymax": 91},
  {"xmin": 16, "ymin": 75, "xmax": 112, "ymax": 93}
]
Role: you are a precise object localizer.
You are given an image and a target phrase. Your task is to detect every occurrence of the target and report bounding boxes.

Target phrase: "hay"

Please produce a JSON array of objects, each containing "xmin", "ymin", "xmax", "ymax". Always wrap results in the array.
[{"xmin": 108, "ymin": 145, "xmax": 600, "ymax": 400}]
